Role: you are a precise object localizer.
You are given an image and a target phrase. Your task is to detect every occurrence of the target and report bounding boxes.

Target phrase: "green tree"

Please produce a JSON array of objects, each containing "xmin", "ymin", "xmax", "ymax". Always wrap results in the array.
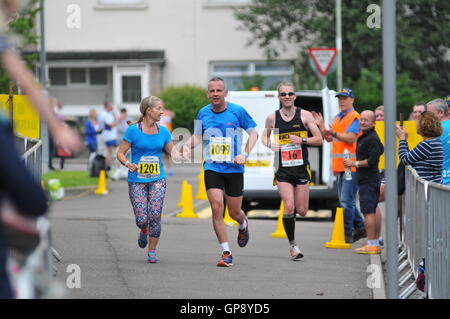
[
  {"xmin": 159, "ymin": 85, "xmax": 210, "ymax": 133},
  {"xmin": 0, "ymin": 0, "xmax": 40, "ymax": 94},
  {"xmin": 235, "ymin": 0, "xmax": 449, "ymax": 111}
]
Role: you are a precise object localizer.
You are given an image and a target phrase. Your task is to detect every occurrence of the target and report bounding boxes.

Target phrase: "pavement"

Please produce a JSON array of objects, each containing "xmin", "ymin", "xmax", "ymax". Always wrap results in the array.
[{"xmin": 45, "ymin": 156, "xmax": 377, "ymax": 299}]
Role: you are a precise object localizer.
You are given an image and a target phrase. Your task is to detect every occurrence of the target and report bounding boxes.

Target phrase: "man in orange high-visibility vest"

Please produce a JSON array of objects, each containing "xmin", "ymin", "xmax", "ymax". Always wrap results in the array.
[{"xmin": 312, "ymin": 88, "xmax": 366, "ymax": 244}]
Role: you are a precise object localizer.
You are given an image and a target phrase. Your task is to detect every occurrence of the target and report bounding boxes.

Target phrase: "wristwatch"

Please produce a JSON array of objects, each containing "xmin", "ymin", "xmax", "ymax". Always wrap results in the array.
[
  {"xmin": 243, "ymin": 152, "xmax": 249, "ymax": 157},
  {"xmin": 301, "ymin": 138, "xmax": 308, "ymax": 145}
]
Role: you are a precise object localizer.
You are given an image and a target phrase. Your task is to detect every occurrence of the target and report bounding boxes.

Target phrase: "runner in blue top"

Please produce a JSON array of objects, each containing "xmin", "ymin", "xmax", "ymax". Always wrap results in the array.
[
  {"xmin": 117, "ymin": 96, "xmax": 186, "ymax": 263},
  {"xmin": 184, "ymin": 77, "xmax": 258, "ymax": 267}
]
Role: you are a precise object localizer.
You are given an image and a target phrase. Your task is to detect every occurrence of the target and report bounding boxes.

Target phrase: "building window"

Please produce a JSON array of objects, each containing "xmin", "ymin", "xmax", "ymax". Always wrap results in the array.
[
  {"xmin": 49, "ymin": 68, "xmax": 67, "ymax": 86},
  {"xmin": 122, "ymin": 76, "xmax": 141, "ymax": 103},
  {"xmin": 49, "ymin": 67, "xmax": 109, "ymax": 87},
  {"xmin": 90, "ymin": 68, "xmax": 108, "ymax": 85},
  {"xmin": 69, "ymin": 68, "xmax": 87, "ymax": 84},
  {"xmin": 210, "ymin": 61, "xmax": 293, "ymax": 91}
]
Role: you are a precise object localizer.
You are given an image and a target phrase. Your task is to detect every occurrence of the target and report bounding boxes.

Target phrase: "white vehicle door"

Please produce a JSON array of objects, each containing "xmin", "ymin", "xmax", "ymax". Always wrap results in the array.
[
  {"xmin": 226, "ymin": 91, "xmax": 279, "ymax": 192},
  {"xmin": 321, "ymin": 87, "xmax": 339, "ymax": 188}
]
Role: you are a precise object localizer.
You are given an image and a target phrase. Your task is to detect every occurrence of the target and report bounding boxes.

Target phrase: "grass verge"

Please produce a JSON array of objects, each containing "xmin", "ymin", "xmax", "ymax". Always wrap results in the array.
[{"xmin": 42, "ymin": 170, "xmax": 98, "ymax": 189}]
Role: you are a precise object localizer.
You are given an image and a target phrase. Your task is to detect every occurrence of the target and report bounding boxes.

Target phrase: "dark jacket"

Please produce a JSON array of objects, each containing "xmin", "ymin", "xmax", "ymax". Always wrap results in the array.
[{"xmin": 356, "ymin": 127, "xmax": 384, "ymax": 185}]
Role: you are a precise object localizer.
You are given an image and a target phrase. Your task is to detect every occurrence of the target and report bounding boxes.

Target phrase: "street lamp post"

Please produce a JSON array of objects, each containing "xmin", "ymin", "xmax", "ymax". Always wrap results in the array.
[{"xmin": 336, "ymin": 0, "xmax": 343, "ymax": 91}]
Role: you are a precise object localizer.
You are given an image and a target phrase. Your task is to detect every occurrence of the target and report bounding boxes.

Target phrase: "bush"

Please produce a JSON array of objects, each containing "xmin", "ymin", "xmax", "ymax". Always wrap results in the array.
[{"xmin": 159, "ymin": 85, "xmax": 210, "ymax": 133}]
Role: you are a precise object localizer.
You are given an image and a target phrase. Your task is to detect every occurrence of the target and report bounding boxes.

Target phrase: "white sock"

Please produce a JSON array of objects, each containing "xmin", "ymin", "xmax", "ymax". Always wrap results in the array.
[
  {"xmin": 368, "ymin": 239, "xmax": 380, "ymax": 246},
  {"xmin": 220, "ymin": 242, "xmax": 230, "ymax": 253},
  {"xmin": 238, "ymin": 218, "xmax": 247, "ymax": 231}
]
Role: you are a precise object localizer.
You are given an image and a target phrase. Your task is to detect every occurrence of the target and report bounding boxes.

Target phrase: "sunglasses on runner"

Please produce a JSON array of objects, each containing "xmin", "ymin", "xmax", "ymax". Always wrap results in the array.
[{"xmin": 279, "ymin": 92, "xmax": 295, "ymax": 97}]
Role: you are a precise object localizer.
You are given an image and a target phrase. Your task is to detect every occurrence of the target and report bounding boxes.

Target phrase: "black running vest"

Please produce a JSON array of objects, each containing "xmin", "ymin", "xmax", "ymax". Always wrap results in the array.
[{"xmin": 274, "ymin": 107, "xmax": 309, "ymax": 173}]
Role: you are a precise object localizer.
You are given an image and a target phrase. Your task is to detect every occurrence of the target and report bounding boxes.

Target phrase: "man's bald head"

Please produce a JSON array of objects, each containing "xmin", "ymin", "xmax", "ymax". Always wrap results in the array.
[{"xmin": 360, "ymin": 110, "xmax": 376, "ymax": 132}]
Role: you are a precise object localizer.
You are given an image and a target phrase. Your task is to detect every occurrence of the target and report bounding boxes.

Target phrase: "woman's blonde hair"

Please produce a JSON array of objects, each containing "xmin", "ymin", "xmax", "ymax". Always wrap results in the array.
[{"xmin": 127, "ymin": 96, "xmax": 162, "ymax": 125}]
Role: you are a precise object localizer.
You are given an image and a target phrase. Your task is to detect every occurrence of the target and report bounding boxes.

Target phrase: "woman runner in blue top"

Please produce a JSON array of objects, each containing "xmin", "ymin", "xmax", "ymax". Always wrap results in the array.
[{"xmin": 116, "ymin": 96, "xmax": 187, "ymax": 263}]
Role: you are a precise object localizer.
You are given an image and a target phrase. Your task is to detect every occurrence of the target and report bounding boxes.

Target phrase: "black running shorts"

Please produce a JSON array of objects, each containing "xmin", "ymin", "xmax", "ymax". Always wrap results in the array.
[{"xmin": 204, "ymin": 170, "xmax": 243, "ymax": 197}]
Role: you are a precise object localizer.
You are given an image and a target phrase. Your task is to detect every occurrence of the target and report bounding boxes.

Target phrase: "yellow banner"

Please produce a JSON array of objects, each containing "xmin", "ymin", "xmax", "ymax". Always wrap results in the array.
[
  {"xmin": 375, "ymin": 121, "xmax": 423, "ymax": 170},
  {"xmin": 0, "ymin": 94, "xmax": 40, "ymax": 139}
]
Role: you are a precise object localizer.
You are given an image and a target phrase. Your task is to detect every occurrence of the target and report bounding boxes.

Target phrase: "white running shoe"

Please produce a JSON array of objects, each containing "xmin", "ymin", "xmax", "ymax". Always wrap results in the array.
[{"xmin": 290, "ymin": 245, "xmax": 304, "ymax": 260}]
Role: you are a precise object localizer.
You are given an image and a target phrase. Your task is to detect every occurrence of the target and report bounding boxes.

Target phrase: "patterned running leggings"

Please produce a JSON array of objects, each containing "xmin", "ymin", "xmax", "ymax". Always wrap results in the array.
[{"xmin": 128, "ymin": 179, "xmax": 167, "ymax": 238}]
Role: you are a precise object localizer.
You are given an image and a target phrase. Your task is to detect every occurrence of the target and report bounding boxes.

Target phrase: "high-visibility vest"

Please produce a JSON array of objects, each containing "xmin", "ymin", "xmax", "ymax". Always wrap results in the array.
[{"xmin": 331, "ymin": 109, "xmax": 360, "ymax": 173}]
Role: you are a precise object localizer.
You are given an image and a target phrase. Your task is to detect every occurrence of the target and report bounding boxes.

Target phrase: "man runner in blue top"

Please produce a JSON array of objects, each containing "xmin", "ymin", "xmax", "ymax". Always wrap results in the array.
[{"xmin": 184, "ymin": 77, "xmax": 258, "ymax": 267}]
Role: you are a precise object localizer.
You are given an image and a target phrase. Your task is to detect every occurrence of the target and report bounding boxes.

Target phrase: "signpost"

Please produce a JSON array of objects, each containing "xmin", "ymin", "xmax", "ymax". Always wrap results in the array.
[{"xmin": 308, "ymin": 48, "xmax": 337, "ymax": 88}]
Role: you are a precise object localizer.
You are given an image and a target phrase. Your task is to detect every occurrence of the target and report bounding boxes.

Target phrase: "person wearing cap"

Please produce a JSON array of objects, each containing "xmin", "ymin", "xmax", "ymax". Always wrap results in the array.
[
  {"xmin": 426, "ymin": 98, "xmax": 450, "ymax": 185},
  {"xmin": 312, "ymin": 88, "xmax": 366, "ymax": 244}
]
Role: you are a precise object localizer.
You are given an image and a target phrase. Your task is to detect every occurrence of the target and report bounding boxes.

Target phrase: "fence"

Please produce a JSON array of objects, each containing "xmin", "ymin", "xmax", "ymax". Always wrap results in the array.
[
  {"xmin": 399, "ymin": 166, "xmax": 450, "ymax": 299},
  {"xmin": 15, "ymin": 133, "xmax": 43, "ymax": 182}
]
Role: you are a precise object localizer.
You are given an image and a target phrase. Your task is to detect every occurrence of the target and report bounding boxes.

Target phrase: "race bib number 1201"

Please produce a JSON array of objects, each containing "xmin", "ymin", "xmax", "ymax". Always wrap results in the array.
[{"xmin": 137, "ymin": 156, "xmax": 160, "ymax": 179}]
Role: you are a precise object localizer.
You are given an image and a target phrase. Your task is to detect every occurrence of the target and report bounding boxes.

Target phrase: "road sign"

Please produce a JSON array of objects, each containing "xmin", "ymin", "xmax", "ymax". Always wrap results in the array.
[
  {"xmin": 0, "ymin": 94, "xmax": 41, "ymax": 139},
  {"xmin": 308, "ymin": 48, "xmax": 337, "ymax": 76}
]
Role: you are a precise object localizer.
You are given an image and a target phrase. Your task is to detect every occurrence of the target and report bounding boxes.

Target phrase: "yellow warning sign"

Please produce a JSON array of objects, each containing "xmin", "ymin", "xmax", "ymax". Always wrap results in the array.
[
  {"xmin": 0, "ymin": 94, "xmax": 40, "ymax": 139},
  {"xmin": 375, "ymin": 121, "xmax": 423, "ymax": 170}
]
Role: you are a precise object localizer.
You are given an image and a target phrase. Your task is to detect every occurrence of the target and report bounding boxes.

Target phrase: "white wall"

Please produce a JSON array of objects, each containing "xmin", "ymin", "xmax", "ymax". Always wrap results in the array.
[{"xmin": 44, "ymin": 0, "xmax": 298, "ymax": 89}]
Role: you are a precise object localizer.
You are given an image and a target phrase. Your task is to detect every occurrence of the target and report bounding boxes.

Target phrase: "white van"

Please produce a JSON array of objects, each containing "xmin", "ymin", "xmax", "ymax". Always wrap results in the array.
[{"xmin": 227, "ymin": 88, "xmax": 340, "ymax": 217}]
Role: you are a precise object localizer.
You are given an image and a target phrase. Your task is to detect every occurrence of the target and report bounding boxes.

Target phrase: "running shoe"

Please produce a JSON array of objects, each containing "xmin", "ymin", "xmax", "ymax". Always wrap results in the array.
[
  {"xmin": 237, "ymin": 217, "xmax": 249, "ymax": 247},
  {"xmin": 138, "ymin": 230, "xmax": 148, "ymax": 248},
  {"xmin": 216, "ymin": 251, "xmax": 233, "ymax": 267},
  {"xmin": 147, "ymin": 250, "xmax": 160, "ymax": 263},
  {"xmin": 354, "ymin": 245, "xmax": 381, "ymax": 255},
  {"xmin": 290, "ymin": 245, "xmax": 304, "ymax": 260}
]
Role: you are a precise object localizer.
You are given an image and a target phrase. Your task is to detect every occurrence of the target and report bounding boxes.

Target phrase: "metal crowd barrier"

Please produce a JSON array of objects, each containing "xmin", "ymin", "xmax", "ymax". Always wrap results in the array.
[
  {"xmin": 15, "ymin": 133, "xmax": 42, "ymax": 182},
  {"xmin": 9, "ymin": 133, "xmax": 64, "ymax": 298},
  {"xmin": 400, "ymin": 166, "xmax": 450, "ymax": 299}
]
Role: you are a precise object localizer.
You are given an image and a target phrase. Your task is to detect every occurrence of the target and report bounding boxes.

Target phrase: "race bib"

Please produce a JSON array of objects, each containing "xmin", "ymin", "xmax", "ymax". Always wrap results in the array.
[
  {"xmin": 209, "ymin": 137, "xmax": 232, "ymax": 162},
  {"xmin": 281, "ymin": 144, "xmax": 303, "ymax": 167},
  {"xmin": 137, "ymin": 156, "xmax": 160, "ymax": 179}
]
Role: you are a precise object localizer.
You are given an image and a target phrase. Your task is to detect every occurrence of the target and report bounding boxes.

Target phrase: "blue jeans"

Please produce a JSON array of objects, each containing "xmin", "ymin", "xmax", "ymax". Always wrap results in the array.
[{"xmin": 336, "ymin": 172, "xmax": 365, "ymax": 236}]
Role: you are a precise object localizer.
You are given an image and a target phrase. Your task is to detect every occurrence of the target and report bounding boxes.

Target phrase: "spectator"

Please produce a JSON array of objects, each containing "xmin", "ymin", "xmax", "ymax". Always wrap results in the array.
[
  {"xmin": 84, "ymin": 108, "xmax": 101, "ymax": 154},
  {"xmin": 426, "ymin": 99, "xmax": 450, "ymax": 185},
  {"xmin": 116, "ymin": 107, "xmax": 130, "ymax": 146},
  {"xmin": 408, "ymin": 102, "xmax": 426, "ymax": 121},
  {"xmin": 374, "ymin": 105, "xmax": 384, "ymax": 121},
  {"xmin": 159, "ymin": 104, "xmax": 176, "ymax": 176},
  {"xmin": 313, "ymin": 88, "xmax": 366, "ymax": 244},
  {"xmin": 344, "ymin": 110, "xmax": 384, "ymax": 254},
  {"xmin": 98, "ymin": 102, "xmax": 118, "ymax": 171},
  {"xmin": 396, "ymin": 111, "xmax": 443, "ymax": 183}
]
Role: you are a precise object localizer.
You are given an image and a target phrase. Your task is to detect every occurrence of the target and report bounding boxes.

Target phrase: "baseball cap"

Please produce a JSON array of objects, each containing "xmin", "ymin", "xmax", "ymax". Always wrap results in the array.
[
  {"xmin": 335, "ymin": 88, "xmax": 355, "ymax": 98},
  {"xmin": 446, "ymin": 95, "xmax": 450, "ymax": 106}
]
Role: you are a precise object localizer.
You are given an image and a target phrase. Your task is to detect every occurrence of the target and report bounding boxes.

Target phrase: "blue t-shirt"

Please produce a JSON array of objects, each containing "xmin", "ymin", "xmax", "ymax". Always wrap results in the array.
[
  {"xmin": 123, "ymin": 123, "xmax": 172, "ymax": 183},
  {"xmin": 440, "ymin": 119, "xmax": 450, "ymax": 184},
  {"xmin": 194, "ymin": 102, "xmax": 257, "ymax": 173}
]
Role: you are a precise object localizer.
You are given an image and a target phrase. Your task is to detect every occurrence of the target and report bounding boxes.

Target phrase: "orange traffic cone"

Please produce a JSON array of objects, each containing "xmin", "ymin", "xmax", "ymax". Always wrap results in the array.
[
  {"xmin": 175, "ymin": 183, "xmax": 198, "ymax": 218},
  {"xmin": 271, "ymin": 201, "xmax": 287, "ymax": 238},
  {"xmin": 177, "ymin": 180, "xmax": 188, "ymax": 207},
  {"xmin": 195, "ymin": 168, "xmax": 207, "ymax": 200},
  {"xmin": 325, "ymin": 207, "xmax": 350, "ymax": 249},
  {"xmin": 94, "ymin": 170, "xmax": 109, "ymax": 195}
]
